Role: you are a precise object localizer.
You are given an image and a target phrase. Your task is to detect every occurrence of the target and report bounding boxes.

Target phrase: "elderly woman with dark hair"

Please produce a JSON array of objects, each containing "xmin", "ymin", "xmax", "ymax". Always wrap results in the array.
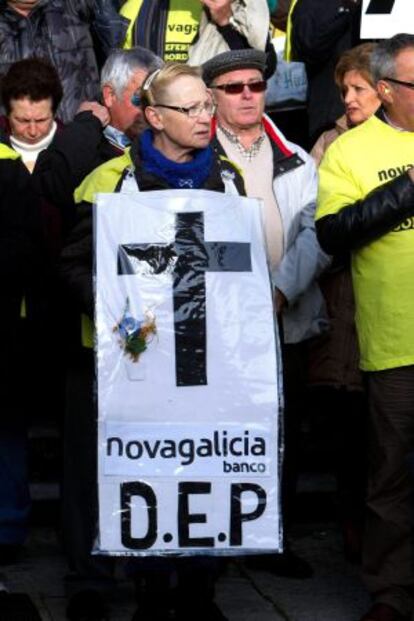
[
  {"xmin": 0, "ymin": 59, "xmax": 49, "ymax": 621},
  {"xmin": 0, "ymin": 61, "xmax": 62, "ymax": 593},
  {"xmin": 0, "ymin": 57, "xmax": 63, "ymax": 172}
]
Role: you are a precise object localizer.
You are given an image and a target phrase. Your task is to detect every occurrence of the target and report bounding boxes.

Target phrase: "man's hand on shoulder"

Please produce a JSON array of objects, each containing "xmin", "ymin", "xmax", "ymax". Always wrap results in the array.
[
  {"xmin": 408, "ymin": 168, "xmax": 414, "ymax": 184},
  {"xmin": 201, "ymin": 0, "xmax": 233, "ymax": 26},
  {"xmin": 77, "ymin": 101, "xmax": 110, "ymax": 127}
]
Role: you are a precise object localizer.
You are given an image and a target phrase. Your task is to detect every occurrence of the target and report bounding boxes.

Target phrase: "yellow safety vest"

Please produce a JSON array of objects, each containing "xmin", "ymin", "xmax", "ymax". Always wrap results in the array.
[
  {"xmin": 120, "ymin": 0, "xmax": 202, "ymax": 62},
  {"xmin": 284, "ymin": 0, "xmax": 299, "ymax": 61},
  {"xmin": 119, "ymin": 0, "xmax": 143, "ymax": 49},
  {"xmin": 317, "ymin": 115, "xmax": 414, "ymax": 371},
  {"xmin": 0, "ymin": 143, "xmax": 19, "ymax": 160}
]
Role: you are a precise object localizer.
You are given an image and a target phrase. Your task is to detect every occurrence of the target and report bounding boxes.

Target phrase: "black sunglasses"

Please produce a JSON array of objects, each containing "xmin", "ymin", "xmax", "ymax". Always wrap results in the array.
[
  {"xmin": 384, "ymin": 76, "xmax": 414, "ymax": 91},
  {"xmin": 210, "ymin": 80, "xmax": 267, "ymax": 95}
]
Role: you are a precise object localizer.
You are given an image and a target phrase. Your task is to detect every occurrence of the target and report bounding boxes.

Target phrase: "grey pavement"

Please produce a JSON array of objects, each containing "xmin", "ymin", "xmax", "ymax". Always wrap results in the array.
[{"xmin": 2, "ymin": 520, "xmax": 370, "ymax": 621}]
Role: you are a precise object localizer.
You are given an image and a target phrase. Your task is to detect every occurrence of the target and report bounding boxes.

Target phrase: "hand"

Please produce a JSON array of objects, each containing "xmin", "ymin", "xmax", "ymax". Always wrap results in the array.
[
  {"xmin": 274, "ymin": 288, "xmax": 287, "ymax": 315},
  {"xmin": 77, "ymin": 101, "xmax": 110, "ymax": 127},
  {"xmin": 409, "ymin": 167, "xmax": 414, "ymax": 183},
  {"xmin": 201, "ymin": 0, "xmax": 233, "ymax": 26}
]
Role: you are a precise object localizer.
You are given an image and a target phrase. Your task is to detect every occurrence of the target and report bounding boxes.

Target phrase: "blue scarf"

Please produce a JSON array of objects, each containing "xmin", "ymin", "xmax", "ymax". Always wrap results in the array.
[{"xmin": 139, "ymin": 129, "xmax": 212, "ymax": 189}]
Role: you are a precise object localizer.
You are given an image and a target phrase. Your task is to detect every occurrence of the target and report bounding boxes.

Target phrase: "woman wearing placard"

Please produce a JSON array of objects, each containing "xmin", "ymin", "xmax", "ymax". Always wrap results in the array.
[{"xmin": 60, "ymin": 63, "xmax": 244, "ymax": 621}]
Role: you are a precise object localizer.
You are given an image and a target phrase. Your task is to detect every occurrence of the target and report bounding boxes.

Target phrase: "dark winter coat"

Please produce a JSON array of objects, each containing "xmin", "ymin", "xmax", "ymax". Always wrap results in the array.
[
  {"xmin": 0, "ymin": 0, "xmax": 127, "ymax": 123},
  {"xmin": 34, "ymin": 111, "xmax": 123, "ymax": 236},
  {"xmin": 291, "ymin": 0, "xmax": 362, "ymax": 143},
  {"xmin": 0, "ymin": 147, "xmax": 45, "ymax": 403}
]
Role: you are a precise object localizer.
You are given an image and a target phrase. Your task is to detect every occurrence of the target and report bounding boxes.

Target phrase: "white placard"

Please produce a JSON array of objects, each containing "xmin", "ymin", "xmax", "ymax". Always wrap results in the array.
[
  {"xmin": 104, "ymin": 422, "xmax": 273, "ymax": 478},
  {"xmin": 361, "ymin": 0, "xmax": 414, "ymax": 39},
  {"xmin": 94, "ymin": 190, "xmax": 282, "ymax": 556}
]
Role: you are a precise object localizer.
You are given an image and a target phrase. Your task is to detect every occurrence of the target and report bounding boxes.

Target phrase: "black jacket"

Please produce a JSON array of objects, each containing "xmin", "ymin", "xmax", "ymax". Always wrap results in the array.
[
  {"xmin": 291, "ymin": 0, "xmax": 362, "ymax": 143},
  {"xmin": 0, "ymin": 115, "xmax": 67, "ymax": 257},
  {"xmin": 316, "ymin": 173, "xmax": 414, "ymax": 255},
  {"xmin": 34, "ymin": 111, "xmax": 123, "ymax": 236},
  {"xmin": 1, "ymin": 156, "xmax": 44, "ymax": 298},
  {"xmin": 0, "ymin": 153, "xmax": 46, "ymax": 402}
]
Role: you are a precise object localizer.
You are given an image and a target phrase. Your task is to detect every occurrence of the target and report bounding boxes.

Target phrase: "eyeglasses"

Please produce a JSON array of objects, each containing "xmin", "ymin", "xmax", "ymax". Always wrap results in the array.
[
  {"xmin": 210, "ymin": 80, "xmax": 267, "ymax": 95},
  {"xmin": 383, "ymin": 77, "xmax": 414, "ymax": 91},
  {"xmin": 153, "ymin": 101, "xmax": 217, "ymax": 118}
]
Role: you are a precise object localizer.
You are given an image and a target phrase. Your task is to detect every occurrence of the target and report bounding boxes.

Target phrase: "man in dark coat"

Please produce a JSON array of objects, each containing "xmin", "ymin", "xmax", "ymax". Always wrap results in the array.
[{"xmin": 291, "ymin": 0, "xmax": 362, "ymax": 143}]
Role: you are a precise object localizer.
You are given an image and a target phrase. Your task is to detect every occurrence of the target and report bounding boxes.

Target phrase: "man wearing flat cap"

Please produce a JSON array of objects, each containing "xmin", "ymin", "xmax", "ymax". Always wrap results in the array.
[{"xmin": 203, "ymin": 48, "xmax": 330, "ymax": 574}]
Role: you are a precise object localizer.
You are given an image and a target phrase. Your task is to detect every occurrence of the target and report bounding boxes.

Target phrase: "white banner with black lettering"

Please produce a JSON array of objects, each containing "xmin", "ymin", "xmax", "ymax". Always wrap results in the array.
[
  {"xmin": 361, "ymin": 0, "xmax": 414, "ymax": 39},
  {"xmin": 94, "ymin": 190, "xmax": 282, "ymax": 556}
]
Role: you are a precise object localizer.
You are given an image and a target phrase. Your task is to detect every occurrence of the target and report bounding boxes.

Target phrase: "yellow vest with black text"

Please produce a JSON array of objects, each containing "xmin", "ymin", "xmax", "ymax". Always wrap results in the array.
[
  {"xmin": 120, "ymin": 0, "xmax": 202, "ymax": 62},
  {"xmin": 316, "ymin": 115, "xmax": 414, "ymax": 372}
]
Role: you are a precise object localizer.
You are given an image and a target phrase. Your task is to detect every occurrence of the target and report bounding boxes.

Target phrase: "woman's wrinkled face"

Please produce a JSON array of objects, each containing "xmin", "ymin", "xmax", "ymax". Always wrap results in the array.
[
  {"xmin": 9, "ymin": 97, "xmax": 54, "ymax": 144},
  {"xmin": 148, "ymin": 75, "xmax": 214, "ymax": 157},
  {"xmin": 341, "ymin": 70, "xmax": 380, "ymax": 127}
]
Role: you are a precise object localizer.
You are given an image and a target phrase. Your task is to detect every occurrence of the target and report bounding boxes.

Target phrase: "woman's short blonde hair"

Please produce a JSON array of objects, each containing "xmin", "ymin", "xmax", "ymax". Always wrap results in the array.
[
  {"xmin": 334, "ymin": 42, "xmax": 377, "ymax": 89},
  {"xmin": 140, "ymin": 63, "xmax": 202, "ymax": 108}
]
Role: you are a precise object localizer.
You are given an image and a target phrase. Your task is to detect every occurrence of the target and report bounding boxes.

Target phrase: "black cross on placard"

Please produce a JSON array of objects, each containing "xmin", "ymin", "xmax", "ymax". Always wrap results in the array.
[
  {"xmin": 366, "ymin": 0, "xmax": 395, "ymax": 13},
  {"xmin": 118, "ymin": 211, "xmax": 252, "ymax": 387}
]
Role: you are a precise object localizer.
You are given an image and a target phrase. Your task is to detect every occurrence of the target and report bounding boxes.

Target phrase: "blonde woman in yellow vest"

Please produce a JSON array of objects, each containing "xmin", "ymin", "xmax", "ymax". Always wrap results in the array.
[{"xmin": 119, "ymin": 0, "xmax": 276, "ymax": 72}]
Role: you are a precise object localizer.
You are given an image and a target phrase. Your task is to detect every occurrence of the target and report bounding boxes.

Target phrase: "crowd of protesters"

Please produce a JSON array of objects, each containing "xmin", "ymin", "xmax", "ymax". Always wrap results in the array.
[{"xmin": 1, "ymin": 2, "xmax": 414, "ymax": 621}]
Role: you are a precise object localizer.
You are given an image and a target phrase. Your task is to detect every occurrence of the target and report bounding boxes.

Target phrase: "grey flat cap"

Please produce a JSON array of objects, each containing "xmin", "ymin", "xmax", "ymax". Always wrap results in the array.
[{"xmin": 202, "ymin": 49, "xmax": 267, "ymax": 85}]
